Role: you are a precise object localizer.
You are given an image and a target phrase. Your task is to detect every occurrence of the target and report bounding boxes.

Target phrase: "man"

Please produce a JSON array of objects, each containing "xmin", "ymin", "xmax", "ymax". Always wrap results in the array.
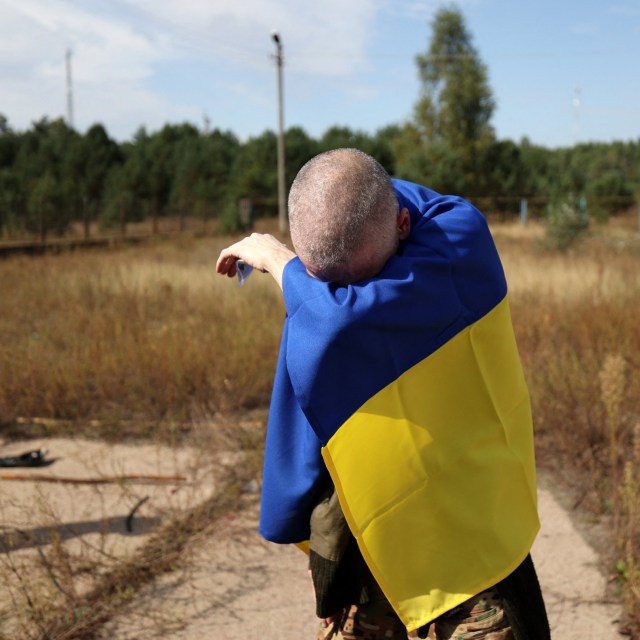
[{"xmin": 216, "ymin": 149, "xmax": 549, "ymax": 639}]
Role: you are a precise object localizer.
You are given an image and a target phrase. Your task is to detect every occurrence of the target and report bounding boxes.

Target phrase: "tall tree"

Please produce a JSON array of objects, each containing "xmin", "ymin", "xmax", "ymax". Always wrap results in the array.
[
  {"xmin": 395, "ymin": 7, "xmax": 496, "ymax": 194},
  {"xmin": 227, "ymin": 131, "xmax": 279, "ymax": 215},
  {"xmin": 12, "ymin": 118, "xmax": 77, "ymax": 238},
  {"xmin": 415, "ymin": 7, "xmax": 494, "ymax": 149},
  {"xmin": 168, "ymin": 127, "xmax": 238, "ymax": 228},
  {"xmin": 0, "ymin": 115, "xmax": 19, "ymax": 233},
  {"xmin": 319, "ymin": 126, "xmax": 396, "ymax": 175},
  {"xmin": 284, "ymin": 126, "xmax": 319, "ymax": 188},
  {"xmin": 196, "ymin": 129, "xmax": 240, "ymax": 221},
  {"xmin": 100, "ymin": 138, "xmax": 146, "ymax": 232},
  {"xmin": 78, "ymin": 124, "xmax": 122, "ymax": 237}
]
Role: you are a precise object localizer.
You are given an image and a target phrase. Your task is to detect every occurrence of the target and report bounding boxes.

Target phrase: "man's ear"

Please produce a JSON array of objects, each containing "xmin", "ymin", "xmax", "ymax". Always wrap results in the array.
[{"xmin": 397, "ymin": 208, "xmax": 411, "ymax": 240}]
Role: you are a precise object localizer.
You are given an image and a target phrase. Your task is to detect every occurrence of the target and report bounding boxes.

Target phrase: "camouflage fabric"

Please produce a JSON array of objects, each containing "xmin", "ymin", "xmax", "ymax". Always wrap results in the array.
[
  {"xmin": 429, "ymin": 588, "xmax": 513, "ymax": 640},
  {"xmin": 316, "ymin": 599, "xmax": 406, "ymax": 640},
  {"xmin": 316, "ymin": 588, "xmax": 513, "ymax": 640}
]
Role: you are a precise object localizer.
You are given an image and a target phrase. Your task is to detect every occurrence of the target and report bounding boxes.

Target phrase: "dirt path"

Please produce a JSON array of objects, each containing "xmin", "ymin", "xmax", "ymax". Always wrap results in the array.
[
  {"xmin": 531, "ymin": 473, "xmax": 624, "ymax": 638},
  {"xmin": 99, "ymin": 470, "xmax": 625, "ymax": 640},
  {"xmin": 0, "ymin": 438, "xmax": 624, "ymax": 639}
]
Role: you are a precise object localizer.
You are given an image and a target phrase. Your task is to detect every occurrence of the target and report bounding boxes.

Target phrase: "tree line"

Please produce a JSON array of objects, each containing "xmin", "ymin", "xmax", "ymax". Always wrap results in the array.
[{"xmin": 1, "ymin": 7, "xmax": 638, "ymax": 240}]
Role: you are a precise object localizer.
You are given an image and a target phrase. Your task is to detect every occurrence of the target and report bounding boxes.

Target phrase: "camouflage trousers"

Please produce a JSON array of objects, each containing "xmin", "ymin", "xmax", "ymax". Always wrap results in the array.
[{"xmin": 316, "ymin": 588, "xmax": 513, "ymax": 640}]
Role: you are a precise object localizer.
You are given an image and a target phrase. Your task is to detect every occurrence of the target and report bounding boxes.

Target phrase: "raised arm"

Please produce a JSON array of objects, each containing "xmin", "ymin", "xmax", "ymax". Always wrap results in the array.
[{"xmin": 216, "ymin": 233, "xmax": 296, "ymax": 291}]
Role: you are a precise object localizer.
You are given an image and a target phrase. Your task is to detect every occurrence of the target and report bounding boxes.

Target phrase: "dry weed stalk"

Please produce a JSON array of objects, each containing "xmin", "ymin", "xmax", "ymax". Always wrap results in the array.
[
  {"xmin": 599, "ymin": 353, "xmax": 626, "ymax": 500},
  {"xmin": 621, "ymin": 424, "xmax": 640, "ymax": 628},
  {"xmin": 500, "ymin": 224, "xmax": 639, "ymax": 635}
]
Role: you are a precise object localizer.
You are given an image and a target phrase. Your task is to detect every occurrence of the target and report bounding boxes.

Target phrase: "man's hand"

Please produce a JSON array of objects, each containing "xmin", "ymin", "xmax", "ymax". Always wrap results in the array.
[{"xmin": 216, "ymin": 233, "xmax": 296, "ymax": 290}]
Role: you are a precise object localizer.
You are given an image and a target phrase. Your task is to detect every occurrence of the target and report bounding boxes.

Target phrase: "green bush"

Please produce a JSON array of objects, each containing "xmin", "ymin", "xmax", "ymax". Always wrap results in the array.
[{"xmin": 545, "ymin": 201, "xmax": 589, "ymax": 251}]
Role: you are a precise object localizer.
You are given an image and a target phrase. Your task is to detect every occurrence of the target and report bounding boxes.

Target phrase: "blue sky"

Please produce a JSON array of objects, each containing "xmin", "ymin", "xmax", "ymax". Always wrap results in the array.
[{"xmin": 1, "ymin": 0, "xmax": 639, "ymax": 148}]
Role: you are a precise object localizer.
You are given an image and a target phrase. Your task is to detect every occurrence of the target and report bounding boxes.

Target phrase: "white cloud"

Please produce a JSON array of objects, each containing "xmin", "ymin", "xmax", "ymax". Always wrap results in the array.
[
  {"xmin": 570, "ymin": 22, "xmax": 599, "ymax": 36},
  {"xmin": 0, "ymin": 0, "xmax": 391, "ymax": 138},
  {"xmin": 80, "ymin": 81, "xmax": 199, "ymax": 139},
  {"xmin": 381, "ymin": 0, "xmax": 479, "ymax": 21},
  {"xmin": 6, "ymin": 0, "xmax": 169, "ymax": 83},
  {"xmin": 226, "ymin": 81, "xmax": 272, "ymax": 109},
  {"xmin": 344, "ymin": 83, "xmax": 381, "ymax": 102},
  {"xmin": 609, "ymin": 3, "xmax": 640, "ymax": 18},
  {"xmin": 0, "ymin": 0, "xmax": 184, "ymax": 135},
  {"xmin": 382, "ymin": 0, "xmax": 438, "ymax": 20},
  {"xmin": 119, "ymin": 0, "xmax": 380, "ymax": 76}
]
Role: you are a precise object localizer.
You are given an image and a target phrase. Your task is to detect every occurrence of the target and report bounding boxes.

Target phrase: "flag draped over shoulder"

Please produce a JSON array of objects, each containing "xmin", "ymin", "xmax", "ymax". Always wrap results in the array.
[{"xmin": 260, "ymin": 179, "xmax": 540, "ymax": 631}]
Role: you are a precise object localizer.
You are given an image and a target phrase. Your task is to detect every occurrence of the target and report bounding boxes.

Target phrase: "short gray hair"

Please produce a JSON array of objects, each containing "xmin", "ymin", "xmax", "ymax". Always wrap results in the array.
[{"xmin": 288, "ymin": 148, "xmax": 399, "ymax": 275}]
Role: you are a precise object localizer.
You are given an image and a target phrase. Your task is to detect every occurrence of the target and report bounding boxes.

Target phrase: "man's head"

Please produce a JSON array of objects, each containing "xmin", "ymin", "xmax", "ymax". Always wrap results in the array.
[{"xmin": 288, "ymin": 148, "xmax": 410, "ymax": 284}]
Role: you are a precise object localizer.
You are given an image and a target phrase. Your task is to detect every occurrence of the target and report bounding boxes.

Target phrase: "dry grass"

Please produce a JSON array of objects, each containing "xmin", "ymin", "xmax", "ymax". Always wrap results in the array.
[
  {"xmin": 36, "ymin": 446, "xmax": 260, "ymax": 640},
  {"xmin": 0, "ymin": 423, "xmax": 265, "ymax": 639},
  {"xmin": 0, "ymin": 217, "xmax": 219, "ymax": 244},
  {"xmin": 0, "ymin": 230, "xmax": 279, "ymax": 637},
  {"xmin": 495, "ymin": 218, "xmax": 640, "ymax": 635},
  {"xmin": 1, "ymin": 216, "xmax": 639, "ymax": 636},
  {"xmin": 0, "ymin": 233, "xmax": 284, "ymax": 431}
]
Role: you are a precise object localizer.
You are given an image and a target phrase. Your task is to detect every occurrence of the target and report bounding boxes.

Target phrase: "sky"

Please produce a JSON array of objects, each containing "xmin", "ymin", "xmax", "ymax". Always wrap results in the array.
[{"xmin": 1, "ymin": 0, "xmax": 639, "ymax": 148}]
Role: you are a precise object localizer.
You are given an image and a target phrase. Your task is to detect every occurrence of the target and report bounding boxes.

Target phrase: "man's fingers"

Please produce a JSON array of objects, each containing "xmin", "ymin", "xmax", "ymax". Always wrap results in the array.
[
  {"xmin": 216, "ymin": 235, "xmax": 270, "ymax": 275},
  {"xmin": 215, "ymin": 252, "xmax": 238, "ymax": 277},
  {"xmin": 216, "ymin": 240, "xmax": 249, "ymax": 274}
]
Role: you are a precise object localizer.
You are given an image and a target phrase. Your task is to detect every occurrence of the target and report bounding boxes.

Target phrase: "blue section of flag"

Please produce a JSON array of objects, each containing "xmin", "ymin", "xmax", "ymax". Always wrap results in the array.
[
  {"xmin": 259, "ymin": 319, "xmax": 328, "ymax": 542},
  {"xmin": 259, "ymin": 179, "xmax": 507, "ymax": 543}
]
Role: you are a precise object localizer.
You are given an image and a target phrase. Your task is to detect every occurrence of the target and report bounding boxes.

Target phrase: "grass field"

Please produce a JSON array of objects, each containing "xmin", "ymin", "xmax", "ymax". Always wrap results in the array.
[
  {"xmin": 495, "ymin": 219, "xmax": 640, "ymax": 634},
  {"xmin": 0, "ymin": 232, "xmax": 283, "ymax": 431},
  {"xmin": 1, "ymin": 216, "xmax": 639, "ymax": 636}
]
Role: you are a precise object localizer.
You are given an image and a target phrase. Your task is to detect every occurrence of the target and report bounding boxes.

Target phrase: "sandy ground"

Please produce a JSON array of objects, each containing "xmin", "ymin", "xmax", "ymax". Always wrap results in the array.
[
  {"xmin": 0, "ymin": 437, "xmax": 626, "ymax": 639},
  {"xmin": 531, "ymin": 474, "xmax": 623, "ymax": 639},
  {"xmin": 99, "ymin": 474, "xmax": 625, "ymax": 640}
]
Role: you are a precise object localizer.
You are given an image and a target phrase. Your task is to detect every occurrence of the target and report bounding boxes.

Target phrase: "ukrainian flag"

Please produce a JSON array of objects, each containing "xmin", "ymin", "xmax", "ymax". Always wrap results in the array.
[{"xmin": 260, "ymin": 179, "xmax": 539, "ymax": 631}]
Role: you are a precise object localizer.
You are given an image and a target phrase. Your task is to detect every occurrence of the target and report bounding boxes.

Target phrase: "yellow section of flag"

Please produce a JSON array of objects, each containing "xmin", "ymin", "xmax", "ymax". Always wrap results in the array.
[{"xmin": 322, "ymin": 296, "xmax": 539, "ymax": 631}]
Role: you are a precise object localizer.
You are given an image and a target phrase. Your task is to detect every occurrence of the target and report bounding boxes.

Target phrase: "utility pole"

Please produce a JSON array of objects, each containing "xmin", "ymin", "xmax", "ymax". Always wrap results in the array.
[
  {"xmin": 66, "ymin": 47, "xmax": 74, "ymax": 129},
  {"xmin": 271, "ymin": 31, "xmax": 287, "ymax": 234}
]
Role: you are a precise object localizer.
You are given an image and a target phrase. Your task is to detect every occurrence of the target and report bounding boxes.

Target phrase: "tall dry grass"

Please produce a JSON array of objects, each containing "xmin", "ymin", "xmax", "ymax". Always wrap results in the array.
[
  {"xmin": 495, "ymin": 220, "xmax": 640, "ymax": 634},
  {"xmin": 0, "ymin": 235, "xmax": 284, "ymax": 431},
  {"xmin": 1, "ymin": 218, "xmax": 639, "ymax": 635}
]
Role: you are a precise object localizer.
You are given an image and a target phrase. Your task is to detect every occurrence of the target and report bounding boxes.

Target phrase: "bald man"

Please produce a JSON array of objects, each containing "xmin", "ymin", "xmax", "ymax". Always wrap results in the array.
[
  {"xmin": 216, "ymin": 150, "xmax": 409, "ymax": 287},
  {"xmin": 216, "ymin": 149, "xmax": 549, "ymax": 640}
]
